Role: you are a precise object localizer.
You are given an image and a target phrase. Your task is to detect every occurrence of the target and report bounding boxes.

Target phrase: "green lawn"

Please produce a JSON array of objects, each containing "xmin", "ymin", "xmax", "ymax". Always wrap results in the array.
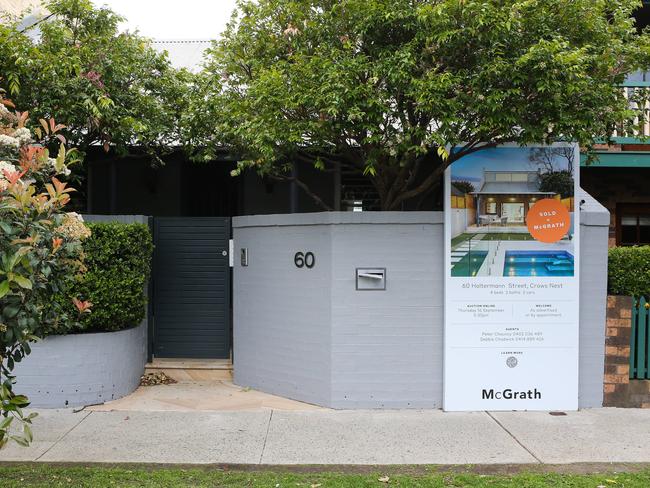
[
  {"xmin": 451, "ymin": 232, "xmax": 534, "ymax": 249},
  {"xmin": 481, "ymin": 233, "xmax": 534, "ymax": 241},
  {"xmin": 451, "ymin": 233, "xmax": 480, "ymax": 247},
  {"xmin": 1, "ymin": 465, "xmax": 649, "ymax": 487}
]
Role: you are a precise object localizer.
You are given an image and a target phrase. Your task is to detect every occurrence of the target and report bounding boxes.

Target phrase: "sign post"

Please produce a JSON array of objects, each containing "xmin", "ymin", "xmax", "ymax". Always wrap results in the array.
[{"xmin": 443, "ymin": 144, "xmax": 580, "ymax": 411}]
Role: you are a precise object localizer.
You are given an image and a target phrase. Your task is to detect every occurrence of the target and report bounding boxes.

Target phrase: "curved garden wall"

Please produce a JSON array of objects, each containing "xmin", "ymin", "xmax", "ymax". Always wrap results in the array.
[{"xmin": 13, "ymin": 323, "xmax": 147, "ymax": 408}]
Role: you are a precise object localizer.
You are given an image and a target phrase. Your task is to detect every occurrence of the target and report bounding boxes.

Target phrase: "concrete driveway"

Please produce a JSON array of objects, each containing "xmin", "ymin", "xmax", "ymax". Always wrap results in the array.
[{"xmin": 2, "ymin": 407, "xmax": 650, "ymax": 465}]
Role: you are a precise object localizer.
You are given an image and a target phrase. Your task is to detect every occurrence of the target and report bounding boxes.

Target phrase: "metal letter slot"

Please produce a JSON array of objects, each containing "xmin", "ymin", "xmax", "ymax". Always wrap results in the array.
[{"xmin": 355, "ymin": 268, "xmax": 386, "ymax": 291}]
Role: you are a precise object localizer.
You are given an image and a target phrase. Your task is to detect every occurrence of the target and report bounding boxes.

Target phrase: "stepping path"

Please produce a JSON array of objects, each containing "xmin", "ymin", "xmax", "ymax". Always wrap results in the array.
[{"xmin": 451, "ymin": 234, "xmax": 486, "ymax": 263}]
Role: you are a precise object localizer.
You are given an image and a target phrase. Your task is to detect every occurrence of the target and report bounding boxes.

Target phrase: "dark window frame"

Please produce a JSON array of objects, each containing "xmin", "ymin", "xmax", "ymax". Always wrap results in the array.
[{"xmin": 616, "ymin": 203, "xmax": 650, "ymax": 246}]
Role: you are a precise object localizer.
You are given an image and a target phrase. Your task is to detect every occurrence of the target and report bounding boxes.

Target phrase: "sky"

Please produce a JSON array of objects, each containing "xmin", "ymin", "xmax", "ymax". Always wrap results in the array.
[
  {"xmin": 450, "ymin": 147, "xmax": 571, "ymax": 183},
  {"xmin": 90, "ymin": 0, "xmax": 239, "ymax": 39}
]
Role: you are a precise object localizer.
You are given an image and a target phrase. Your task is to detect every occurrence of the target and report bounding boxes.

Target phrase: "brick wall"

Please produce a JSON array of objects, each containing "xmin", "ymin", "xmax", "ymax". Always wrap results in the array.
[{"xmin": 604, "ymin": 295, "xmax": 650, "ymax": 407}]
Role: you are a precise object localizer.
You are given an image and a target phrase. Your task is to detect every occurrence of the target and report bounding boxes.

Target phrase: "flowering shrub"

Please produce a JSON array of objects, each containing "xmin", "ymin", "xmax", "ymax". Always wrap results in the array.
[{"xmin": 0, "ymin": 94, "xmax": 87, "ymax": 449}]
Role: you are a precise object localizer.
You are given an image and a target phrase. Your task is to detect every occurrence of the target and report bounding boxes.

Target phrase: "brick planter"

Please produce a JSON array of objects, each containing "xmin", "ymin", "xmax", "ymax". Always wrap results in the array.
[{"xmin": 604, "ymin": 295, "xmax": 650, "ymax": 407}]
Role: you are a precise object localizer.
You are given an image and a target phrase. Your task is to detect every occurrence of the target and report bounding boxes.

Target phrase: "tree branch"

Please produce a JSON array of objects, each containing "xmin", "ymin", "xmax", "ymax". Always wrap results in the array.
[
  {"xmin": 386, "ymin": 141, "xmax": 498, "ymax": 210},
  {"xmin": 267, "ymin": 174, "xmax": 333, "ymax": 211}
]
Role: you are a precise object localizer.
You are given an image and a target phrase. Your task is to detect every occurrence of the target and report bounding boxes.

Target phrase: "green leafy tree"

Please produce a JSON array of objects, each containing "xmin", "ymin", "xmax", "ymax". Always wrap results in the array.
[
  {"xmin": 452, "ymin": 180, "xmax": 475, "ymax": 195},
  {"xmin": 186, "ymin": 0, "xmax": 650, "ymax": 210},
  {"xmin": 0, "ymin": 0, "xmax": 188, "ymax": 163},
  {"xmin": 539, "ymin": 170, "xmax": 574, "ymax": 198}
]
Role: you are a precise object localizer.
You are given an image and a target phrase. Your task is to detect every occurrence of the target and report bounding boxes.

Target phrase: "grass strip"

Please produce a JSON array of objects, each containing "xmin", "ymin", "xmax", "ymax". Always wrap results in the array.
[{"xmin": 1, "ymin": 465, "xmax": 650, "ymax": 487}]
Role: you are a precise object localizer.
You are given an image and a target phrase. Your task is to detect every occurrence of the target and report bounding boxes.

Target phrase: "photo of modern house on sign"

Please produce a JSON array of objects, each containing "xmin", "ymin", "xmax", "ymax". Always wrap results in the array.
[{"xmin": 449, "ymin": 146, "xmax": 576, "ymax": 278}]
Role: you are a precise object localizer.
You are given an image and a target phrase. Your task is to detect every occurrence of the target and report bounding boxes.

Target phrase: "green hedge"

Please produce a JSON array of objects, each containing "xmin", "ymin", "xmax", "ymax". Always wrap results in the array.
[
  {"xmin": 66, "ymin": 222, "xmax": 153, "ymax": 333},
  {"xmin": 608, "ymin": 246, "xmax": 650, "ymax": 299}
]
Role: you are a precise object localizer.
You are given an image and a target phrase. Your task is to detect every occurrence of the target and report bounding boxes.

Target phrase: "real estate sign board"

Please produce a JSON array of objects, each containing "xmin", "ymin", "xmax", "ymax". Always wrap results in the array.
[{"xmin": 443, "ymin": 144, "xmax": 580, "ymax": 411}]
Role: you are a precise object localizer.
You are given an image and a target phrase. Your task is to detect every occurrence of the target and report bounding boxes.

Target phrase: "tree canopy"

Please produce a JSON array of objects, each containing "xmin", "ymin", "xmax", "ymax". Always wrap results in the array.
[
  {"xmin": 0, "ymin": 0, "xmax": 188, "ymax": 161},
  {"xmin": 186, "ymin": 0, "xmax": 650, "ymax": 210}
]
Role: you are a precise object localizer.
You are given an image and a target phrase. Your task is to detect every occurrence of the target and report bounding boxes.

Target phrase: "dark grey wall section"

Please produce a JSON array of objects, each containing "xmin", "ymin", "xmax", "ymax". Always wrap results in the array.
[
  {"xmin": 233, "ymin": 196, "xmax": 609, "ymax": 409},
  {"xmin": 14, "ymin": 323, "xmax": 147, "ymax": 408},
  {"xmin": 83, "ymin": 214, "xmax": 149, "ymax": 225},
  {"xmin": 240, "ymin": 162, "xmax": 337, "ymax": 215}
]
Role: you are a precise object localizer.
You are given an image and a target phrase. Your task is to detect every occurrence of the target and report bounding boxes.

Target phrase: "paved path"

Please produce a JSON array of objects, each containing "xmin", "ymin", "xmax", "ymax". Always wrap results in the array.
[
  {"xmin": 2, "ymin": 408, "xmax": 650, "ymax": 465},
  {"xmin": 88, "ymin": 381, "xmax": 323, "ymax": 412}
]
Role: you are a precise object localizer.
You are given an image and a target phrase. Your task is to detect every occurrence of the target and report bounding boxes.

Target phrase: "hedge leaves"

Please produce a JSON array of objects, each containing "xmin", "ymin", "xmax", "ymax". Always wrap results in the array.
[
  {"xmin": 608, "ymin": 246, "xmax": 650, "ymax": 299},
  {"xmin": 64, "ymin": 222, "xmax": 153, "ymax": 333}
]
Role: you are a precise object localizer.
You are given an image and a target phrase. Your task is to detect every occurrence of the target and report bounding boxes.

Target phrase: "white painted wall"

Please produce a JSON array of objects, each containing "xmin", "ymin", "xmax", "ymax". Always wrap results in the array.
[{"xmin": 450, "ymin": 208, "xmax": 468, "ymax": 238}]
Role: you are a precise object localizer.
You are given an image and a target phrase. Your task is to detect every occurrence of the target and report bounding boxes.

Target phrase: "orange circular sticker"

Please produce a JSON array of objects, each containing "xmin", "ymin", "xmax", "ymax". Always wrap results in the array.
[{"xmin": 526, "ymin": 199, "xmax": 571, "ymax": 243}]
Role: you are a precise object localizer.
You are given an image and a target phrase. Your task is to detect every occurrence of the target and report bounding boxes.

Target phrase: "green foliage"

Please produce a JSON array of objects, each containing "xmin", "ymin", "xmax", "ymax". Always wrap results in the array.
[
  {"xmin": 608, "ymin": 246, "xmax": 650, "ymax": 299},
  {"xmin": 538, "ymin": 171, "xmax": 574, "ymax": 198},
  {"xmin": 66, "ymin": 222, "xmax": 153, "ymax": 333},
  {"xmin": 452, "ymin": 180, "xmax": 475, "ymax": 194},
  {"xmin": 186, "ymin": 0, "xmax": 650, "ymax": 210},
  {"xmin": 0, "ymin": 0, "xmax": 189, "ymax": 162},
  {"xmin": 0, "ymin": 94, "xmax": 85, "ymax": 449},
  {"xmin": 2, "ymin": 465, "xmax": 650, "ymax": 488}
]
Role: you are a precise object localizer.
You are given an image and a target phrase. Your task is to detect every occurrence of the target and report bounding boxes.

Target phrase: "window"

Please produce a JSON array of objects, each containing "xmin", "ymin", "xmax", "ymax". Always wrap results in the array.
[
  {"xmin": 486, "ymin": 201, "xmax": 497, "ymax": 214},
  {"xmin": 617, "ymin": 204, "xmax": 650, "ymax": 246},
  {"xmin": 495, "ymin": 173, "xmax": 512, "ymax": 182}
]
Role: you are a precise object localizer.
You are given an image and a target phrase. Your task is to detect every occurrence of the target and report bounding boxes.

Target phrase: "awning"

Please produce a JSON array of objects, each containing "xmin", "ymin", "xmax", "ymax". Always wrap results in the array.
[
  {"xmin": 581, "ymin": 152, "xmax": 650, "ymax": 168},
  {"xmin": 471, "ymin": 181, "xmax": 555, "ymax": 195}
]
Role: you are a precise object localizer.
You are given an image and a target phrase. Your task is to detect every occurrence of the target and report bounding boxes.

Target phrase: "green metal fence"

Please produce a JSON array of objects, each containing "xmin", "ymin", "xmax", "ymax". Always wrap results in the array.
[{"xmin": 630, "ymin": 297, "xmax": 650, "ymax": 379}]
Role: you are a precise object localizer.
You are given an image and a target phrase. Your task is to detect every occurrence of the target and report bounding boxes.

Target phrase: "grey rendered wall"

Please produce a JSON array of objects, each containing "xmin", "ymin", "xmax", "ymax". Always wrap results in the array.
[
  {"xmin": 329, "ymin": 216, "xmax": 443, "ymax": 408},
  {"xmin": 233, "ymin": 212, "xmax": 442, "ymax": 408},
  {"xmin": 233, "ymin": 219, "xmax": 332, "ymax": 406},
  {"xmin": 234, "ymin": 198, "xmax": 609, "ymax": 409},
  {"xmin": 14, "ymin": 323, "xmax": 147, "ymax": 408},
  {"xmin": 577, "ymin": 189, "xmax": 610, "ymax": 408}
]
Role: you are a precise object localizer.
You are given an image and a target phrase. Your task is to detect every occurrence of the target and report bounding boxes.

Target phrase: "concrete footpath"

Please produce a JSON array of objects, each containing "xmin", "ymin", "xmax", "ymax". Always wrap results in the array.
[{"xmin": 2, "ymin": 408, "xmax": 650, "ymax": 465}]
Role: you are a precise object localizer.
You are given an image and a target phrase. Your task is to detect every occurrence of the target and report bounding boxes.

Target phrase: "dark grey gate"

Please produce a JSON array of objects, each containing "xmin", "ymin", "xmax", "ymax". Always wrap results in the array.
[{"xmin": 152, "ymin": 217, "xmax": 231, "ymax": 359}]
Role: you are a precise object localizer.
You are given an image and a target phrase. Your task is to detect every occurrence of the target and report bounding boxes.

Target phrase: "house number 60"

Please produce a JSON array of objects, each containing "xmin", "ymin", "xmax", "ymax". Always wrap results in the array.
[{"xmin": 294, "ymin": 252, "xmax": 315, "ymax": 269}]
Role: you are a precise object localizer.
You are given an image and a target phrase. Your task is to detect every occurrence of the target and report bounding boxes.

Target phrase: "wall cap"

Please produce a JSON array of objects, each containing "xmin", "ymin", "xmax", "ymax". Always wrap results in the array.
[
  {"xmin": 233, "ymin": 211, "xmax": 445, "ymax": 228},
  {"xmin": 578, "ymin": 188, "xmax": 610, "ymax": 227}
]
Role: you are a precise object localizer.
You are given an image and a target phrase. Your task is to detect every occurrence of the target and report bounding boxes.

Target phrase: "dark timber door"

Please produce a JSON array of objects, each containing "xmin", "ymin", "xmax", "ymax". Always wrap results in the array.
[{"xmin": 153, "ymin": 218, "xmax": 231, "ymax": 359}]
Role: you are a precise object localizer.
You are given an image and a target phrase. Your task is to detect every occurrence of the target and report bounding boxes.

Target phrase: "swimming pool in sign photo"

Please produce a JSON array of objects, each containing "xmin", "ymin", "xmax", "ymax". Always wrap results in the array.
[{"xmin": 503, "ymin": 250, "xmax": 574, "ymax": 277}]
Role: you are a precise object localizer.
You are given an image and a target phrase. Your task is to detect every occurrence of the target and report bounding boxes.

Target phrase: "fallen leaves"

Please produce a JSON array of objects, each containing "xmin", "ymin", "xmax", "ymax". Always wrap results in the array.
[{"xmin": 140, "ymin": 372, "xmax": 177, "ymax": 386}]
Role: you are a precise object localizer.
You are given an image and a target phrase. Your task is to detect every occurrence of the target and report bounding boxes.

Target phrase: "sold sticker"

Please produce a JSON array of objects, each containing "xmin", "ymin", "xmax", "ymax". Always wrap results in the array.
[{"xmin": 526, "ymin": 198, "xmax": 571, "ymax": 243}]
